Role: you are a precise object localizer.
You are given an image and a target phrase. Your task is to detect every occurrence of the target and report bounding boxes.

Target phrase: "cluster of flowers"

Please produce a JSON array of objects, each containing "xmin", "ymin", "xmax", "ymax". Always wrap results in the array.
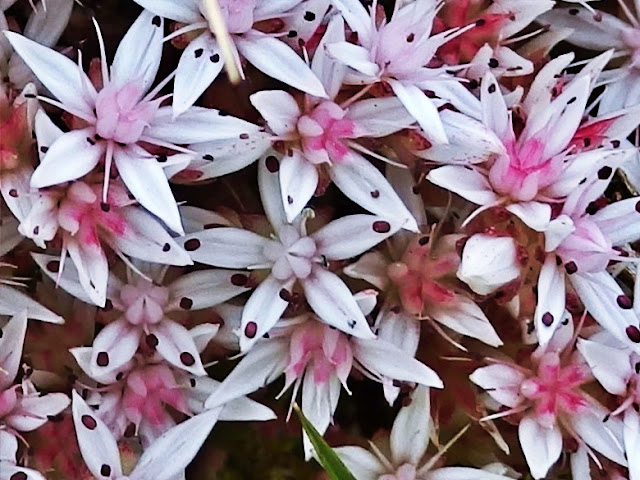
[{"xmin": 3, "ymin": 0, "xmax": 640, "ymax": 478}]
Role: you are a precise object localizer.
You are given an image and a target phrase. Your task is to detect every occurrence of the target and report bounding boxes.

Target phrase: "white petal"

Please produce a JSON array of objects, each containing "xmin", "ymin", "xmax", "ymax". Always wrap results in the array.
[
  {"xmin": 388, "ymin": 79, "xmax": 447, "ymax": 144},
  {"xmin": 624, "ymin": 409, "xmax": 640, "ymax": 480},
  {"xmin": 310, "ymin": 13, "xmax": 346, "ymax": 99},
  {"xmin": 343, "ymin": 251, "xmax": 390, "ymax": 290},
  {"xmin": 593, "ymin": 197, "xmax": 640, "ymax": 246},
  {"xmin": 31, "ymin": 129, "xmax": 105, "ymax": 188},
  {"xmin": 191, "ymin": 133, "xmax": 271, "ymax": 179},
  {"xmin": 330, "ymin": 152, "xmax": 419, "ymax": 231},
  {"xmin": 329, "ymin": 0, "xmax": 372, "ymax": 46},
  {"xmin": 428, "ymin": 295, "xmax": 503, "ymax": 347},
  {"xmin": 172, "ymin": 33, "xmax": 224, "ymax": 116},
  {"xmin": 570, "ymin": 445, "xmax": 591, "ymax": 480},
  {"xmin": 301, "ymin": 373, "xmax": 338, "ymax": 459},
  {"xmin": 302, "ymin": 267, "xmax": 375, "ymax": 339},
  {"xmin": 426, "ymin": 466, "xmax": 514, "ymax": 480},
  {"xmin": 238, "ymin": 275, "xmax": 294, "ymax": 352},
  {"xmin": 313, "ymin": 214, "xmax": 404, "ymax": 260},
  {"xmin": 205, "ymin": 339, "xmax": 289, "ymax": 408},
  {"xmin": 348, "ymin": 97, "xmax": 415, "ymax": 138},
  {"xmin": 506, "ymin": 202, "xmax": 551, "ymax": 232},
  {"xmin": 325, "ymin": 41, "xmax": 379, "ymax": 77},
  {"xmin": 0, "ymin": 312, "xmax": 27, "ymax": 390},
  {"xmin": 249, "ymin": 90, "xmax": 300, "ymax": 136},
  {"xmin": 71, "ymin": 390, "xmax": 123, "ymax": 480},
  {"xmin": 386, "ymin": 164, "xmax": 427, "ymax": 228},
  {"xmin": 572, "ymin": 403, "xmax": 626, "ymax": 466},
  {"xmin": 148, "ymin": 106, "xmax": 261, "ymax": 144},
  {"xmin": 0, "ymin": 283, "xmax": 63, "ymax": 324},
  {"xmin": 111, "ymin": 10, "xmax": 163, "ymax": 91},
  {"xmin": 279, "ymin": 150, "xmax": 319, "ymax": 222},
  {"xmin": 180, "ymin": 227, "xmax": 272, "ymax": 268},
  {"xmin": 353, "ymin": 337, "xmax": 444, "ymax": 388},
  {"xmin": 257, "ymin": 151, "xmax": 288, "ymax": 234},
  {"xmin": 90, "ymin": 319, "xmax": 140, "ymax": 376},
  {"xmin": 534, "ymin": 255, "xmax": 566, "ymax": 347},
  {"xmin": 427, "ymin": 166, "xmax": 499, "ymax": 206},
  {"xmin": 469, "ymin": 364, "xmax": 525, "ymax": 408},
  {"xmin": 131, "ymin": 409, "xmax": 221, "ymax": 480},
  {"xmin": 390, "ymin": 385, "xmax": 430, "ymax": 466},
  {"xmin": 333, "ymin": 446, "xmax": 383, "ymax": 480},
  {"xmin": 167, "ymin": 270, "xmax": 251, "ymax": 311},
  {"xmin": 150, "ymin": 320, "xmax": 207, "ymax": 375},
  {"xmin": 10, "ymin": 393, "xmax": 70, "ymax": 431},
  {"xmin": 67, "ymin": 238, "xmax": 109, "ymax": 307},
  {"xmin": 518, "ymin": 416, "xmax": 562, "ymax": 479},
  {"xmin": 576, "ymin": 337, "xmax": 630, "ymax": 396},
  {"xmin": 235, "ymin": 33, "xmax": 326, "ymax": 98},
  {"xmin": 131, "ymin": 0, "xmax": 201, "ymax": 23},
  {"xmin": 114, "ymin": 145, "xmax": 183, "ymax": 234},
  {"xmin": 23, "ymin": 0, "xmax": 74, "ymax": 47},
  {"xmin": 4, "ymin": 32, "xmax": 95, "ymax": 116}
]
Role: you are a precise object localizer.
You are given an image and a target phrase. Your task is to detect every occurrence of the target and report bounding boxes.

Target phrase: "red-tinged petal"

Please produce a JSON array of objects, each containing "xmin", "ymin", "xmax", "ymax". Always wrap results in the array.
[
  {"xmin": 149, "ymin": 320, "xmax": 207, "ymax": 375},
  {"xmin": 334, "ymin": 446, "xmax": 384, "ymax": 480},
  {"xmin": 0, "ymin": 312, "xmax": 27, "ymax": 390},
  {"xmin": 427, "ymin": 165, "xmax": 499, "ymax": 206},
  {"xmin": 278, "ymin": 149, "xmax": 319, "ymax": 222},
  {"xmin": 428, "ymin": 295, "xmax": 503, "ymax": 347},
  {"xmin": 172, "ymin": 33, "xmax": 224, "ymax": 117},
  {"xmin": 238, "ymin": 275, "xmax": 294, "ymax": 352},
  {"xmin": 534, "ymin": 255, "xmax": 566, "ymax": 347},
  {"xmin": 113, "ymin": 144, "xmax": 183, "ymax": 234},
  {"xmin": 518, "ymin": 415, "xmax": 562, "ymax": 479},
  {"xmin": 180, "ymin": 227, "xmax": 272, "ymax": 268},
  {"xmin": 205, "ymin": 339, "xmax": 289, "ymax": 408},
  {"xmin": 577, "ymin": 337, "xmax": 630, "ymax": 396},
  {"xmin": 130, "ymin": 408, "xmax": 220, "ymax": 480},
  {"xmin": 390, "ymin": 385, "xmax": 430, "ymax": 466},
  {"xmin": 469, "ymin": 364, "xmax": 526, "ymax": 408},
  {"xmin": 4, "ymin": 32, "xmax": 96, "ymax": 116},
  {"xmin": 313, "ymin": 214, "xmax": 404, "ymax": 260},
  {"xmin": 235, "ymin": 32, "xmax": 327, "ymax": 98},
  {"xmin": 250, "ymin": 90, "xmax": 300, "ymax": 136},
  {"xmin": 330, "ymin": 152, "xmax": 419, "ymax": 231},
  {"xmin": 353, "ymin": 337, "xmax": 443, "ymax": 388},
  {"xmin": 71, "ymin": 390, "xmax": 123, "ymax": 480},
  {"xmin": 90, "ymin": 318, "xmax": 141, "ymax": 376},
  {"xmin": 309, "ymin": 13, "xmax": 345, "ymax": 99},
  {"xmin": 303, "ymin": 267, "xmax": 375, "ymax": 339},
  {"xmin": 167, "ymin": 269, "xmax": 251, "ymax": 311},
  {"xmin": 8, "ymin": 392, "xmax": 69, "ymax": 431},
  {"xmin": 523, "ymin": 53, "xmax": 574, "ymax": 114},
  {"xmin": 30, "ymin": 128, "xmax": 105, "ymax": 189},
  {"xmin": 109, "ymin": 207, "xmax": 192, "ymax": 266}
]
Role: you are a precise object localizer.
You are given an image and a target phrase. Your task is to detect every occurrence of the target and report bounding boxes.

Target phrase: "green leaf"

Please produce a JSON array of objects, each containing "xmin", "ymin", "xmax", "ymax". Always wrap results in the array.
[{"xmin": 292, "ymin": 403, "xmax": 357, "ymax": 480}]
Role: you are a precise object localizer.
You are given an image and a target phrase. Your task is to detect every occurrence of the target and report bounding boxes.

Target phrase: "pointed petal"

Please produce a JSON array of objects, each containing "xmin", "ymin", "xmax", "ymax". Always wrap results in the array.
[
  {"xmin": 131, "ymin": 0, "xmax": 201, "ymax": 23},
  {"xmin": 577, "ymin": 337, "xmax": 630, "ymax": 396},
  {"xmin": 469, "ymin": 364, "xmax": 526, "ymax": 408},
  {"xmin": 172, "ymin": 33, "xmax": 224, "ymax": 116},
  {"xmin": 111, "ymin": 10, "xmax": 164, "ymax": 91},
  {"xmin": 333, "ymin": 447, "xmax": 383, "ymax": 480},
  {"xmin": 238, "ymin": 275, "xmax": 294, "ymax": 351},
  {"xmin": 330, "ymin": 152, "xmax": 419, "ymax": 231},
  {"xmin": 180, "ymin": 227, "xmax": 272, "ymax": 268},
  {"xmin": 427, "ymin": 166, "xmax": 499, "ymax": 206},
  {"xmin": 300, "ymin": 373, "xmax": 338, "ymax": 458},
  {"xmin": 205, "ymin": 339, "xmax": 289, "ymax": 408},
  {"xmin": 257, "ymin": 151, "xmax": 288, "ymax": 234},
  {"xmin": 114, "ymin": 145, "xmax": 183, "ymax": 234},
  {"xmin": 190, "ymin": 133, "xmax": 271, "ymax": 179},
  {"xmin": 4, "ymin": 32, "xmax": 95, "ymax": 116},
  {"xmin": 325, "ymin": 41, "xmax": 379, "ymax": 77},
  {"xmin": 8, "ymin": 393, "xmax": 70, "ymax": 431},
  {"xmin": 150, "ymin": 320, "xmax": 207, "ymax": 375},
  {"xmin": 390, "ymin": 385, "xmax": 430, "ymax": 466},
  {"xmin": 0, "ymin": 311, "xmax": 27, "ymax": 389},
  {"xmin": 481, "ymin": 72, "xmax": 511, "ymax": 143},
  {"xmin": 534, "ymin": 255, "xmax": 566, "ymax": 347},
  {"xmin": 167, "ymin": 269, "xmax": 251, "ymax": 311},
  {"xmin": 302, "ymin": 267, "xmax": 375, "ymax": 339},
  {"xmin": 67, "ymin": 238, "xmax": 109, "ymax": 307},
  {"xmin": 23, "ymin": 0, "xmax": 74, "ymax": 47},
  {"xmin": 31, "ymin": 129, "xmax": 105, "ymax": 188},
  {"xmin": 110, "ymin": 207, "xmax": 192, "ymax": 266},
  {"xmin": 348, "ymin": 97, "xmax": 415, "ymax": 138},
  {"xmin": 90, "ymin": 318, "xmax": 140, "ymax": 376},
  {"xmin": 329, "ymin": 0, "xmax": 372, "ymax": 46},
  {"xmin": 505, "ymin": 202, "xmax": 551, "ymax": 232},
  {"xmin": 624, "ymin": 409, "xmax": 640, "ymax": 480},
  {"xmin": 343, "ymin": 251, "xmax": 390, "ymax": 290},
  {"xmin": 313, "ymin": 214, "xmax": 404, "ymax": 260},
  {"xmin": 573, "ymin": 403, "xmax": 626, "ymax": 466},
  {"xmin": 518, "ymin": 416, "xmax": 562, "ymax": 479},
  {"xmin": 593, "ymin": 197, "xmax": 640, "ymax": 246},
  {"xmin": 310, "ymin": 13, "xmax": 345, "ymax": 99},
  {"xmin": 426, "ymin": 467, "xmax": 514, "ymax": 480},
  {"xmin": 353, "ymin": 337, "xmax": 444, "ymax": 388},
  {"xmin": 131, "ymin": 409, "xmax": 221, "ymax": 480},
  {"xmin": 279, "ymin": 150, "xmax": 319, "ymax": 222},
  {"xmin": 0, "ymin": 464, "xmax": 46, "ymax": 480},
  {"xmin": 388, "ymin": 79, "xmax": 447, "ymax": 144},
  {"xmin": 0, "ymin": 284, "xmax": 63, "ymax": 324},
  {"xmin": 71, "ymin": 390, "xmax": 123, "ymax": 480},
  {"xmin": 249, "ymin": 90, "xmax": 300, "ymax": 136},
  {"xmin": 235, "ymin": 33, "xmax": 327, "ymax": 98}
]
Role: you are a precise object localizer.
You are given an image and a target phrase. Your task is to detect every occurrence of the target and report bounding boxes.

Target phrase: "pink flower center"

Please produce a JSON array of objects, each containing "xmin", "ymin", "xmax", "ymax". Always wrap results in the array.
[
  {"xmin": 387, "ymin": 236, "xmax": 458, "ymax": 315},
  {"xmin": 520, "ymin": 352, "xmax": 591, "ymax": 428},
  {"xmin": 488, "ymin": 139, "xmax": 561, "ymax": 202},
  {"xmin": 120, "ymin": 280, "xmax": 169, "ymax": 326},
  {"xmin": 94, "ymin": 82, "xmax": 159, "ymax": 145},
  {"xmin": 206, "ymin": 0, "xmax": 257, "ymax": 34},
  {"xmin": 298, "ymin": 101, "xmax": 355, "ymax": 164}
]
